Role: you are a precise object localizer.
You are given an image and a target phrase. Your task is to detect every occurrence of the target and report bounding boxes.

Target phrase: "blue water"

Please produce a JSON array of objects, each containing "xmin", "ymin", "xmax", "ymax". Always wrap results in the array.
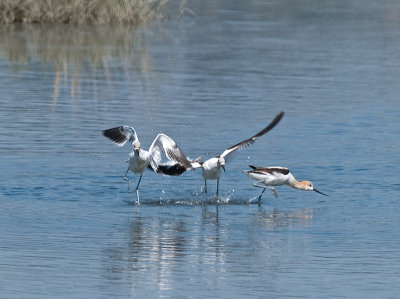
[{"xmin": 1, "ymin": 1, "xmax": 400, "ymax": 298}]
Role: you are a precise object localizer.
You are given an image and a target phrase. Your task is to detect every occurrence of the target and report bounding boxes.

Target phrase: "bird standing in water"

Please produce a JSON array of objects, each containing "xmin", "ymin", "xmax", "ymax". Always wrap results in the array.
[
  {"xmin": 192, "ymin": 111, "xmax": 285, "ymax": 197},
  {"xmin": 103, "ymin": 126, "xmax": 192, "ymax": 205}
]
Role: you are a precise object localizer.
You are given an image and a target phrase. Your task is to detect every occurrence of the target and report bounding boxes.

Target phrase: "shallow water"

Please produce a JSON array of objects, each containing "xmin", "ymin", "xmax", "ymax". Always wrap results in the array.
[{"xmin": 1, "ymin": 0, "xmax": 400, "ymax": 298}]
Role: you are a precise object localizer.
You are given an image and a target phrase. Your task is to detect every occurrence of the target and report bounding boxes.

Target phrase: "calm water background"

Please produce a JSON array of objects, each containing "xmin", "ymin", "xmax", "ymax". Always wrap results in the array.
[{"xmin": 1, "ymin": 0, "xmax": 400, "ymax": 298}]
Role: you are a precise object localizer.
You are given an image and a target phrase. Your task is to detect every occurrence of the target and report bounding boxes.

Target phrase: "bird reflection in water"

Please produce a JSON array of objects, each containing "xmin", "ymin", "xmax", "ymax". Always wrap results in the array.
[{"xmin": 255, "ymin": 207, "xmax": 313, "ymax": 229}]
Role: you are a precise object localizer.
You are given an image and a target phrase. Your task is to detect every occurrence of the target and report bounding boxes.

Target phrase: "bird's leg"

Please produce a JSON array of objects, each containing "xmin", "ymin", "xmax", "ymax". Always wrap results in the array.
[
  {"xmin": 135, "ymin": 175, "xmax": 143, "ymax": 205},
  {"xmin": 136, "ymin": 189, "xmax": 140, "ymax": 206},
  {"xmin": 216, "ymin": 179, "xmax": 219, "ymax": 197},
  {"xmin": 248, "ymin": 181, "xmax": 265, "ymax": 204},
  {"xmin": 252, "ymin": 182, "xmax": 279, "ymax": 198},
  {"xmin": 270, "ymin": 187, "xmax": 278, "ymax": 198},
  {"xmin": 252, "ymin": 181, "xmax": 267, "ymax": 189},
  {"xmin": 124, "ymin": 168, "xmax": 130, "ymax": 190},
  {"xmin": 203, "ymin": 179, "xmax": 208, "ymax": 193},
  {"xmin": 250, "ymin": 181, "xmax": 279, "ymax": 204},
  {"xmin": 257, "ymin": 188, "xmax": 266, "ymax": 205}
]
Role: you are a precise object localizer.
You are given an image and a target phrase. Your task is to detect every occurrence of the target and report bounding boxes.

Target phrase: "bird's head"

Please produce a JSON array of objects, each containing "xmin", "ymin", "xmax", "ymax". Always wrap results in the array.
[
  {"xmin": 301, "ymin": 180, "xmax": 328, "ymax": 196},
  {"xmin": 133, "ymin": 140, "xmax": 141, "ymax": 154},
  {"xmin": 218, "ymin": 157, "xmax": 226, "ymax": 172},
  {"xmin": 302, "ymin": 180, "xmax": 314, "ymax": 191}
]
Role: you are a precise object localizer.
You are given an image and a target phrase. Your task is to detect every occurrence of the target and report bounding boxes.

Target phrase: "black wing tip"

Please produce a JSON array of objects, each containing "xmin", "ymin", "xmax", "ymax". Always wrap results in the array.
[
  {"xmin": 253, "ymin": 110, "xmax": 285, "ymax": 137},
  {"xmin": 275, "ymin": 111, "xmax": 285, "ymax": 124},
  {"xmin": 102, "ymin": 126, "xmax": 120, "ymax": 136},
  {"xmin": 249, "ymin": 165, "xmax": 257, "ymax": 170},
  {"xmin": 151, "ymin": 164, "xmax": 188, "ymax": 176},
  {"xmin": 267, "ymin": 110, "xmax": 285, "ymax": 128},
  {"xmin": 102, "ymin": 126, "xmax": 126, "ymax": 144},
  {"xmin": 224, "ymin": 111, "xmax": 285, "ymax": 152}
]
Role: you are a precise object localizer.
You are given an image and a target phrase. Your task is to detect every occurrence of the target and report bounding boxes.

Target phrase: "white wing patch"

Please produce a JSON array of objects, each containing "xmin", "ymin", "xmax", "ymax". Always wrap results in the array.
[{"xmin": 148, "ymin": 134, "xmax": 192, "ymax": 171}]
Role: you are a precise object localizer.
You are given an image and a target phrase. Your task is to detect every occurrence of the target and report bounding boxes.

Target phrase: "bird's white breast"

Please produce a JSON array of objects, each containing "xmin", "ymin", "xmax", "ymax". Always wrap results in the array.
[
  {"xmin": 201, "ymin": 158, "xmax": 221, "ymax": 180},
  {"xmin": 128, "ymin": 150, "xmax": 149, "ymax": 174}
]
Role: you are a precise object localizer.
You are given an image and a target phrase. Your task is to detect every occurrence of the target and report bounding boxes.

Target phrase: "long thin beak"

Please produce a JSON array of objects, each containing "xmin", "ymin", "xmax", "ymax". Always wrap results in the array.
[
  {"xmin": 222, "ymin": 165, "xmax": 226, "ymax": 172},
  {"xmin": 314, "ymin": 188, "xmax": 328, "ymax": 196}
]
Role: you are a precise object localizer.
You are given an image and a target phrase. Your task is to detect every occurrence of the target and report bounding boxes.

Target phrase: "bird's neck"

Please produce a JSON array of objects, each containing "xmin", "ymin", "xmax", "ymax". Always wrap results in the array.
[
  {"xmin": 290, "ymin": 179, "xmax": 308, "ymax": 190},
  {"xmin": 134, "ymin": 149, "xmax": 146, "ymax": 158}
]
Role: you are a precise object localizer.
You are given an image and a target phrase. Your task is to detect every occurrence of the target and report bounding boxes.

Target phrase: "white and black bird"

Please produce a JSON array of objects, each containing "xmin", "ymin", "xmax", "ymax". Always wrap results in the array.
[
  {"xmin": 102, "ymin": 126, "xmax": 192, "ymax": 205},
  {"xmin": 243, "ymin": 165, "xmax": 328, "ymax": 204},
  {"xmin": 192, "ymin": 111, "xmax": 285, "ymax": 197}
]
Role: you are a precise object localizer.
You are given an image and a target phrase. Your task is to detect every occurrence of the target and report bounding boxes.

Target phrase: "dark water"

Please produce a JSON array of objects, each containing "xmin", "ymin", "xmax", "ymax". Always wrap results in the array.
[{"xmin": 1, "ymin": 1, "xmax": 400, "ymax": 298}]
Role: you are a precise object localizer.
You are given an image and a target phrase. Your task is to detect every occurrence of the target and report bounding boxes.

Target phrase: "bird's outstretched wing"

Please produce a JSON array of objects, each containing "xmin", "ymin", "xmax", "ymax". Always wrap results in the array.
[
  {"xmin": 102, "ymin": 126, "xmax": 138, "ymax": 147},
  {"xmin": 148, "ymin": 133, "xmax": 193, "ymax": 172},
  {"xmin": 220, "ymin": 111, "xmax": 284, "ymax": 161}
]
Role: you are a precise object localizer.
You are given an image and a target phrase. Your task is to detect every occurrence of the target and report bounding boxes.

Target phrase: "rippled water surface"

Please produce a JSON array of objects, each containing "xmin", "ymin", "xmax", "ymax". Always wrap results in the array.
[{"xmin": 1, "ymin": 1, "xmax": 400, "ymax": 298}]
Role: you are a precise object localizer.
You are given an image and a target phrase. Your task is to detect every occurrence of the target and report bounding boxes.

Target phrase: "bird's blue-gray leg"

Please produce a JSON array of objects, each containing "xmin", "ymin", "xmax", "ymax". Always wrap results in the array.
[
  {"xmin": 203, "ymin": 179, "xmax": 208, "ymax": 193},
  {"xmin": 257, "ymin": 188, "xmax": 266, "ymax": 205},
  {"xmin": 252, "ymin": 182, "xmax": 279, "ymax": 198},
  {"xmin": 216, "ymin": 179, "xmax": 220, "ymax": 197},
  {"xmin": 124, "ymin": 168, "xmax": 130, "ymax": 189},
  {"xmin": 135, "ymin": 175, "xmax": 143, "ymax": 205}
]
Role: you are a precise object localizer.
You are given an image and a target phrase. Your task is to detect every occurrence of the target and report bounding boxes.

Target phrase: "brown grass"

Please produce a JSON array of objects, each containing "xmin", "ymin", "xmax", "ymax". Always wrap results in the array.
[{"xmin": 0, "ymin": 0, "xmax": 167, "ymax": 24}]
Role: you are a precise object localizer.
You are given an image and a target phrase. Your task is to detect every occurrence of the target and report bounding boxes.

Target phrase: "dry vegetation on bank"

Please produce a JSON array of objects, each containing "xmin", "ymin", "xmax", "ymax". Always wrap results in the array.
[{"xmin": 0, "ymin": 0, "xmax": 167, "ymax": 24}]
